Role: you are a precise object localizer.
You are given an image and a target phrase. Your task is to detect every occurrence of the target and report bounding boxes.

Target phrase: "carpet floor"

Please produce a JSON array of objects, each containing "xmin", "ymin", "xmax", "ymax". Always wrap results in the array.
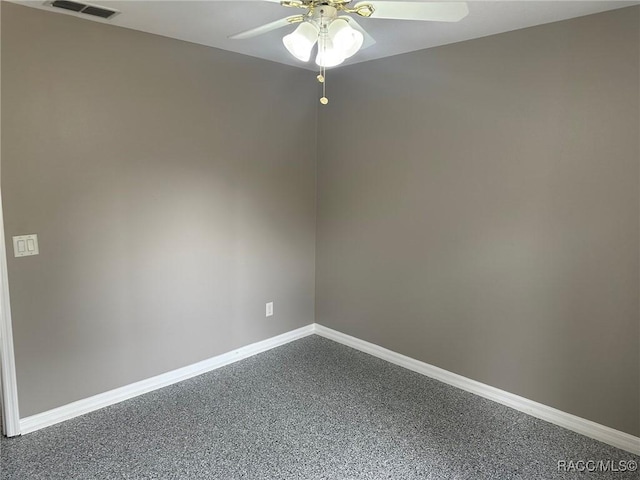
[{"xmin": 1, "ymin": 335, "xmax": 638, "ymax": 479}]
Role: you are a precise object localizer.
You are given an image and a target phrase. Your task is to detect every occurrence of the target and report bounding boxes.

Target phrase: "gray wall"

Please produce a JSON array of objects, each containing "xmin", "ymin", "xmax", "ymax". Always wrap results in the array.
[
  {"xmin": 1, "ymin": 3, "xmax": 317, "ymax": 417},
  {"xmin": 316, "ymin": 7, "xmax": 640, "ymax": 436},
  {"xmin": 2, "ymin": 1, "xmax": 639, "ymax": 438}
]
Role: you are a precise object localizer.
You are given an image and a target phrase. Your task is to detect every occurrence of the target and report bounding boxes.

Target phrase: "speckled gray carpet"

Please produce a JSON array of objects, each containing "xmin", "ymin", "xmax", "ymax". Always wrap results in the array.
[{"xmin": 1, "ymin": 335, "xmax": 638, "ymax": 479}]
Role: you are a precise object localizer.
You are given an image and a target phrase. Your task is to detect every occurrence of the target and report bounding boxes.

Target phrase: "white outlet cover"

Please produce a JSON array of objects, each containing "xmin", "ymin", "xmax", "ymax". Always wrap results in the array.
[{"xmin": 13, "ymin": 234, "xmax": 39, "ymax": 257}]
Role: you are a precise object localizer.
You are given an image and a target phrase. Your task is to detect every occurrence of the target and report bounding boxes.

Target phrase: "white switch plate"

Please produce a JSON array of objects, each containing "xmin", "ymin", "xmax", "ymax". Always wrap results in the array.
[
  {"xmin": 266, "ymin": 302, "xmax": 274, "ymax": 317},
  {"xmin": 13, "ymin": 234, "xmax": 39, "ymax": 257}
]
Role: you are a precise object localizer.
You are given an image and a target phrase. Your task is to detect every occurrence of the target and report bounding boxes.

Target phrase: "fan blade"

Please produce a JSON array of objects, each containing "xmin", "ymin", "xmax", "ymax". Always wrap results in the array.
[
  {"xmin": 229, "ymin": 16, "xmax": 302, "ymax": 40},
  {"xmin": 358, "ymin": 1, "xmax": 469, "ymax": 22},
  {"xmin": 340, "ymin": 16, "xmax": 376, "ymax": 50}
]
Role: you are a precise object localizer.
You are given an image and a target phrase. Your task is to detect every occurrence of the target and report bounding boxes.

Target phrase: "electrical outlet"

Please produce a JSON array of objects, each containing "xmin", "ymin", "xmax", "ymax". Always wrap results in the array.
[{"xmin": 266, "ymin": 302, "xmax": 274, "ymax": 317}]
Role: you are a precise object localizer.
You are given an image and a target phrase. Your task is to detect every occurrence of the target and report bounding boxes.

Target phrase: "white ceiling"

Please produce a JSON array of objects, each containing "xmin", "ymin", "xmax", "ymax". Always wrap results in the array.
[{"xmin": 11, "ymin": 0, "xmax": 640, "ymax": 70}]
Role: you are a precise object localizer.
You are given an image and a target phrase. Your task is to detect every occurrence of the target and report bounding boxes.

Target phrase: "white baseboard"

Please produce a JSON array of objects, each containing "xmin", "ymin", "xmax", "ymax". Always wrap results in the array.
[
  {"xmin": 18, "ymin": 322, "xmax": 640, "ymax": 456},
  {"xmin": 313, "ymin": 324, "xmax": 640, "ymax": 456},
  {"xmin": 20, "ymin": 324, "xmax": 315, "ymax": 435}
]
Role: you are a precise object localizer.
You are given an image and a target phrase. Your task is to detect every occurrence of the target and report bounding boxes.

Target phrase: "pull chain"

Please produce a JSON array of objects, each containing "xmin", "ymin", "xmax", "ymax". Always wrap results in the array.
[
  {"xmin": 318, "ymin": 64, "xmax": 327, "ymax": 104},
  {"xmin": 318, "ymin": 9, "xmax": 328, "ymax": 105}
]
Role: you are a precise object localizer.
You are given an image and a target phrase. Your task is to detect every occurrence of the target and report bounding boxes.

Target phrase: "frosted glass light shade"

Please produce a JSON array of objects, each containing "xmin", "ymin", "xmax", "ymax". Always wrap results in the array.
[
  {"xmin": 328, "ymin": 18, "xmax": 364, "ymax": 59},
  {"xmin": 283, "ymin": 22, "xmax": 319, "ymax": 62},
  {"xmin": 315, "ymin": 35, "xmax": 345, "ymax": 68}
]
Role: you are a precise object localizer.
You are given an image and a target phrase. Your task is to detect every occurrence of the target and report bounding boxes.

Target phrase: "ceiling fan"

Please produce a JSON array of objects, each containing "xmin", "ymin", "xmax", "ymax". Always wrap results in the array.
[{"xmin": 229, "ymin": 1, "xmax": 469, "ymax": 103}]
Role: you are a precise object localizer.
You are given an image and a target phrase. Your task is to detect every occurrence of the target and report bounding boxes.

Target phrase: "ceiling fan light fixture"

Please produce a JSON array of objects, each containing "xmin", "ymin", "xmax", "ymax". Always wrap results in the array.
[
  {"xmin": 283, "ymin": 21, "xmax": 319, "ymax": 62},
  {"xmin": 329, "ymin": 18, "xmax": 364, "ymax": 59},
  {"xmin": 315, "ymin": 34, "xmax": 345, "ymax": 68}
]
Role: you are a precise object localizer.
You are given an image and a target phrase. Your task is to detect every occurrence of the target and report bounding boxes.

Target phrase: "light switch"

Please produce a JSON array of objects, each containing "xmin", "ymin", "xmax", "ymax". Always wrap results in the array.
[{"xmin": 13, "ymin": 234, "xmax": 39, "ymax": 257}]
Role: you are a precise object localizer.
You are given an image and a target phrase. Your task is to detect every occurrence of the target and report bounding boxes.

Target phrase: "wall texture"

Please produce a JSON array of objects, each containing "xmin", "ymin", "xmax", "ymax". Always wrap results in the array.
[
  {"xmin": 316, "ymin": 7, "xmax": 640, "ymax": 436},
  {"xmin": 1, "ymin": 3, "xmax": 317, "ymax": 417}
]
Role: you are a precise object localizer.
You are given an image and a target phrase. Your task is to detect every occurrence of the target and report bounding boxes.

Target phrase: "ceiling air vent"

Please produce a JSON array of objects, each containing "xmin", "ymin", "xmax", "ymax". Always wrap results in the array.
[{"xmin": 46, "ymin": 1, "xmax": 120, "ymax": 20}]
